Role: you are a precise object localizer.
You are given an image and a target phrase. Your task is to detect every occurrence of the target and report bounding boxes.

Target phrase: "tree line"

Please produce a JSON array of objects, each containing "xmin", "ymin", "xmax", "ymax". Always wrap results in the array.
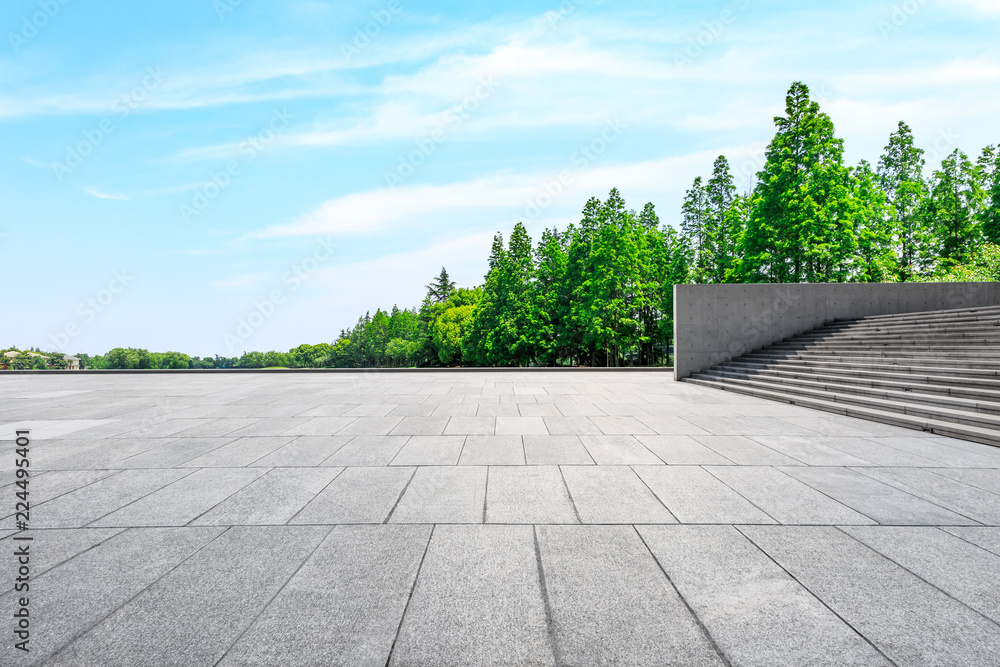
[{"xmin": 10, "ymin": 82, "xmax": 997, "ymax": 370}]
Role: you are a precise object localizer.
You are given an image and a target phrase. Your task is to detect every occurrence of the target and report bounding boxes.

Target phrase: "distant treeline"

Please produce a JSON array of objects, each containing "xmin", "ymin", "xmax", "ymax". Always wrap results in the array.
[{"xmin": 15, "ymin": 82, "xmax": 999, "ymax": 370}]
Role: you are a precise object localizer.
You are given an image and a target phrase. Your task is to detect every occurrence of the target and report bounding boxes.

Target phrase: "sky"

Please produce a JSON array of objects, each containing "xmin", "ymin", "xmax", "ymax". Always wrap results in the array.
[{"xmin": 2, "ymin": 0, "xmax": 999, "ymax": 357}]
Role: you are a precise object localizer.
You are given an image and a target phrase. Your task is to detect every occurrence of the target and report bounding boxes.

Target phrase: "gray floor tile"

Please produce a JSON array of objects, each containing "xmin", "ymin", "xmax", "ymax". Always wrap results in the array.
[
  {"xmin": 537, "ymin": 525, "xmax": 724, "ymax": 666},
  {"xmin": 390, "ymin": 467, "xmax": 487, "ymax": 524},
  {"xmin": 707, "ymin": 466, "xmax": 876, "ymax": 525},
  {"xmin": 390, "ymin": 435, "xmax": 466, "ymax": 466},
  {"xmin": 459, "ymin": 435, "xmax": 525, "ymax": 465},
  {"xmin": 781, "ymin": 467, "xmax": 980, "ymax": 525},
  {"xmin": 46, "ymin": 526, "xmax": 329, "ymax": 667},
  {"xmin": 219, "ymin": 525, "xmax": 431, "ymax": 667},
  {"xmin": 181, "ymin": 436, "xmax": 294, "ymax": 467},
  {"xmin": 853, "ymin": 467, "xmax": 1000, "ymax": 525},
  {"xmin": 741, "ymin": 525, "xmax": 1000, "ymax": 666},
  {"xmin": 749, "ymin": 436, "xmax": 874, "ymax": 466},
  {"xmin": 443, "ymin": 416, "xmax": 495, "ymax": 435},
  {"xmin": 250, "ymin": 435, "xmax": 352, "ymax": 466},
  {"xmin": 637, "ymin": 435, "xmax": 733, "ymax": 465},
  {"xmin": 291, "ymin": 467, "xmax": 413, "ymax": 524},
  {"xmin": 523, "ymin": 435, "xmax": 595, "ymax": 465},
  {"xmin": 389, "ymin": 525, "xmax": 554, "ymax": 666},
  {"xmin": 485, "ymin": 466, "xmax": 578, "ymax": 524},
  {"xmin": 639, "ymin": 525, "xmax": 890, "ymax": 666},
  {"xmin": 579, "ymin": 435, "xmax": 662, "ymax": 465},
  {"xmin": 560, "ymin": 466, "xmax": 675, "ymax": 524},
  {"xmin": 634, "ymin": 466, "xmax": 776, "ymax": 524},
  {"xmin": 192, "ymin": 467, "xmax": 343, "ymax": 525},
  {"xmin": 323, "ymin": 435, "xmax": 409, "ymax": 466},
  {"xmin": 941, "ymin": 526, "xmax": 1000, "ymax": 556},
  {"xmin": 694, "ymin": 435, "xmax": 801, "ymax": 466},
  {"xmin": 843, "ymin": 526, "xmax": 1000, "ymax": 623},
  {"xmin": 540, "ymin": 416, "xmax": 604, "ymax": 435},
  {"xmin": 91, "ymin": 468, "xmax": 267, "ymax": 527},
  {"xmin": 0, "ymin": 526, "xmax": 223, "ymax": 665}
]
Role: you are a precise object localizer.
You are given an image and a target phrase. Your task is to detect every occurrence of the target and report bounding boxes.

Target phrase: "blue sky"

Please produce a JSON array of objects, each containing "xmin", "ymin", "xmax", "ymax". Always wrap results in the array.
[{"xmin": 3, "ymin": 0, "xmax": 999, "ymax": 357}]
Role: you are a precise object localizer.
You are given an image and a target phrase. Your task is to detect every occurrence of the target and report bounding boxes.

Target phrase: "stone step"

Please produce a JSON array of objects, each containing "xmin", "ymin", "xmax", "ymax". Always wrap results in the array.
[
  {"xmin": 699, "ymin": 368, "xmax": 1000, "ymax": 416},
  {"xmin": 724, "ymin": 358, "xmax": 1000, "ymax": 382},
  {"xmin": 712, "ymin": 364, "xmax": 1000, "ymax": 403},
  {"xmin": 693, "ymin": 373, "xmax": 1000, "ymax": 429},
  {"xmin": 743, "ymin": 352, "xmax": 1000, "ymax": 370},
  {"xmin": 683, "ymin": 376, "xmax": 1000, "ymax": 448}
]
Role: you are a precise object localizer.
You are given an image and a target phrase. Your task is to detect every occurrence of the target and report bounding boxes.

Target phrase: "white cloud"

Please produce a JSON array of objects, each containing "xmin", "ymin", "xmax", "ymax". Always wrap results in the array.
[
  {"xmin": 947, "ymin": 0, "xmax": 1000, "ymax": 16},
  {"xmin": 82, "ymin": 187, "xmax": 129, "ymax": 201}
]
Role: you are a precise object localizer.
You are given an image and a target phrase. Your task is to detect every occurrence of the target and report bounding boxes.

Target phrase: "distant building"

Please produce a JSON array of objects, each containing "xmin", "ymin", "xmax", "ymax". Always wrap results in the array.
[{"xmin": 65, "ymin": 356, "xmax": 81, "ymax": 370}]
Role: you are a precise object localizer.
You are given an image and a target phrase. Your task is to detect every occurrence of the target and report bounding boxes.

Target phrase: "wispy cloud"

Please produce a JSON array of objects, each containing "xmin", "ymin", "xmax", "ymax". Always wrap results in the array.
[
  {"xmin": 82, "ymin": 187, "xmax": 129, "ymax": 201},
  {"xmin": 210, "ymin": 272, "xmax": 272, "ymax": 290}
]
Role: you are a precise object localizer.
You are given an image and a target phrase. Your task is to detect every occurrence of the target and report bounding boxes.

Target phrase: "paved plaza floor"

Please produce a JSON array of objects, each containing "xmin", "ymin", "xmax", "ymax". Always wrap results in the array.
[{"xmin": 2, "ymin": 370, "xmax": 1000, "ymax": 665}]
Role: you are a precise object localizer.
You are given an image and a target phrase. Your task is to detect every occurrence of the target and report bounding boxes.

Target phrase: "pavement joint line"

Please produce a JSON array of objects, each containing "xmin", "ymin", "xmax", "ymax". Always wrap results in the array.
[
  {"xmin": 633, "ymin": 525, "xmax": 734, "ymax": 667},
  {"xmin": 700, "ymin": 465, "xmax": 783, "ymax": 524},
  {"xmin": 316, "ymin": 434, "xmax": 359, "ymax": 466},
  {"xmin": 771, "ymin": 466, "xmax": 882, "ymax": 525},
  {"xmin": 846, "ymin": 466, "xmax": 988, "ymax": 525},
  {"xmin": 78, "ymin": 467, "xmax": 202, "ymax": 528},
  {"xmin": 733, "ymin": 525, "xmax": 900, "ymax": 667},
  {"xmin": 482, "ymin": 466, "xmax": 490, "ymax": 523},
  {"xmin": 531, "ymin": 525, "xmax": 562, "ymax": 666},
  {"xmin": 940, "ymin": 527, "xmax": 1000, "ymax": 558},
  {"xmin": 386, "ymin": 435, "xmax": 414, "ymax": 466},
  {"xmin": 285, "ymin": 465, "xmax": 349, "ymax": 525},
  {"xmin": 833, "ymin": 525, "xmax": 1000, "ymax": 631},
  {"xmin": 183, "ymin": 468, "xmax": 274, "ymax": 526},
  {"xmin": 384, "ymin": 467, "xmax": 419, "ymax": 524},
  {"xmin": 744, "ymin": 435, "xmax": 817, "ymax": 466},
  {"xmin": 924, "ymin": 467, "xmax": 1000, "ymax": 499},
  {"xmin": 556, "ymin": 465, "xmax": 583, "ymax": 525},
  {"xmin": 44, "ymin": 524, "xmax": 234, "ymax": 664},
  {"xmin": 629, "ymin": 465, "xmax": 681, "ymax": 524},
  {"xmin": 212, "ymin": 524, "xmax": 336, "ymax": 667},
  {"xmin": 383, "ymin": 524, "xmax": 435, "ymax": 667},
  {"xmin": 0, "ymin": 527, "xmax": 126, "ymax": 595}
]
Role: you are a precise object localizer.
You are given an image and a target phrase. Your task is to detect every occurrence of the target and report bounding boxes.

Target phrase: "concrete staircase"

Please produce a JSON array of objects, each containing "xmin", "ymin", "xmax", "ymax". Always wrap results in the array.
[{"xmin": 684, "ymin": 304, "xmax": 1000, "ymax": 447}]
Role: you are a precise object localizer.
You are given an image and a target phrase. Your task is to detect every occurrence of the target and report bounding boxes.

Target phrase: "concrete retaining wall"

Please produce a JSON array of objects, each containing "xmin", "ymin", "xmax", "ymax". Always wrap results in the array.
[{"xmin": 673, "ymin": 282, "xmax": 1000, "ymax": 380}]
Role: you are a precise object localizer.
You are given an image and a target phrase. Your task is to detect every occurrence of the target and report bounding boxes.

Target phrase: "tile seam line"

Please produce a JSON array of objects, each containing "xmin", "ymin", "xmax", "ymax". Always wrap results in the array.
[
  {"xmin": 939, "ymin": 526, "xmax": 1000, "ymax": 558},
  {"xmin": 77, "ymin": 467, "xmax": 202, "ymax": 528},
  {"xmin": 701, "ymin": 465, "xmax": 782, "ymax": 524},
  {"xmin": 44, "ymin": 524, "xmax": 234, "ymax": 664},
  {"xmin": 532, "ymin": 525, "xmax": 562, "ymax": 666},
  {"xmin": 285, "ymin": 465, "xmax": 349, "ymax": 524},
  {"xmin": 212, "ymin": 524, "xmax": 336, "ymax": 666},
  {"xmin": 0, "ymin": 526, "xmax": 126, "ymax": 595},
  {"xmin": 924, "ymin": 466, "xmax": 1000, "ymax": 499},
  {"xmin": 18, "ymin": 467, "xmax": 125, "ymax": 513},
  {"xmin": 633, "ymin": 525, "xmax": 733, "ymax": 667},
  {"xmin": 384, "ymin": 467, "xmax": 419, "ymax": 524},
  {"xmin": 772, "ymin": 466, "xmax": 882, "ymax": 524},
  {"xmin": 176, "ymin": 467, "xmax": 274, "ymax": 526},
  {"xmin": 556, "ymin": 465, "xmax": 583, "ymax": 525},
  {"xmin": 383, "ymin": 523, "xmax": 435, "ymax": 667},
  {"xmin": 847, "ymin": 466, "xmax": 987, "ymax": 525},
  {"xmin": 834, "ymin": 525, "xmax": 1000, "ymax": 632},
  {"xmin": 733, "ymin": 525, "xmax": 899, "ymax": 667},
  {"xmin": 629, "ymin": 465, "xmax": 681, "ymax": 523}
]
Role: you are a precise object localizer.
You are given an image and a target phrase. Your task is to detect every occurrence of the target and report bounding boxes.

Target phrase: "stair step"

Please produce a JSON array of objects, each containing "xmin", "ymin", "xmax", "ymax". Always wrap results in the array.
[
  {"xmin": 683, "ymin": 376, "xmax": 1000, "ymax": 448},
  {"xmin": 722, "ymin": 360, "xmax": 1000, "ymax": 389},
  {"xmin": 699, "ymin": 369, "xmax": 1000, "ymax": 416}
]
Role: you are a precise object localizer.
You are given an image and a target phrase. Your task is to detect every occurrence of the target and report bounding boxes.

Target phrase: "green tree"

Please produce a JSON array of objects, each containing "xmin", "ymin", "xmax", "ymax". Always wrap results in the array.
[
  {"xmin": 849, "ymin": 160, "xmax": 896, "ymax": 282},
  {"xmin": 425, "ymin": 267, "xmax": 456, "ymax": 304},
  {"xmin": 430, "ymin": 288, "xmax": 482, "ymax": 365},
  {"xmin": 877, "ymin": 121, "xmax": 932, "ymax": 280},
  {"xmin": 704, "ymin": 156, "xmax": 738, "ymax": 282},
  {"xmin": 978, "ymin": 145, "xmax": 1000, "ymax": 245},
  {"xmin": 741, "ymin": 82, "xmax": 856, "ymax": 283},
  {"xmin": 104, "ymin": 347, "xmax": 152, "ymax": 369},
  {"xmin": 927, "ymin": 149, "xmax": 984, "ymax": 268},
  {"xmin": 681, "ymin": 176, "xmax": 709, "ymax": 282}
]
